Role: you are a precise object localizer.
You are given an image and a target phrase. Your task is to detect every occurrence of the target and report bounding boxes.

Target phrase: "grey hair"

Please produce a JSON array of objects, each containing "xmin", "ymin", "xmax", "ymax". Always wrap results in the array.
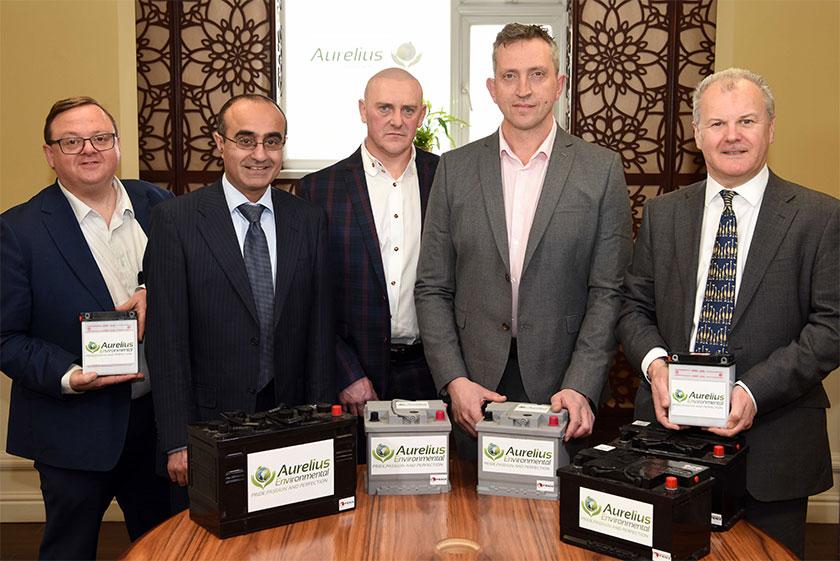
[
  {"xmin": 493, "ymin": 23, "xmax": 561, "ymax": 75},
  {"xmin": 692, "ymin": 68, "xmax": 775, "ymax": 124}
]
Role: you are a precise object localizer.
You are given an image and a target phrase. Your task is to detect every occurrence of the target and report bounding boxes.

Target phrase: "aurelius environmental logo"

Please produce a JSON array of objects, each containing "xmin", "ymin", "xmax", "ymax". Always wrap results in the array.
[
  {"xmin": 251, "ymin": 465, "xmax": 276, "ymax": 489},
  {"xmin": 85, "ymin": 341, "xmax": 101, "ymax": 353},
  {"xmin": 483, "ymin": 442, "xmax": 504, "ymax": 462},
  {"xmin": 372, "ymin": 443, "xmax": 395, "ymax": 463},
  {"xmin": 672, "ymin": 388, "xmax": 688, "ymax": 403},
  {"xmin": 582, "ymin": 496, "xmax": 602, "ymax": 517},
  {"xmin": 391, "ymin": 42, "xmax": 421, "ymax": 67}
]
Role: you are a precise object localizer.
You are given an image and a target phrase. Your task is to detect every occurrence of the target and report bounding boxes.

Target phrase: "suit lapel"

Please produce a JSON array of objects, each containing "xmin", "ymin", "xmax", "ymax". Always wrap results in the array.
[
  {"xmin": 40, "ymin": 183, "xmax": 113, "ymax": 310},
  {"xmin": 478, "ymin": 133, "xmax": 510, "ymax": 271},
  {"xmin": 522, "ymin": 129, "xmax": 575, "ymax": 273},
  {"xmin": 416, "ymin": 149, "xmax": 435, "ymax": 222},
  {"xmin": 675, "ymin": 183, "xmax": 705, "ymax": 344},
  {"xmin": 345, "ymin": 150, "xmax": 388, "ymax": 294},
  {"xmin": 272, "ymin": 190, "xmax": 302, "ymax": 326},
  {"xmin": 196, "ymin": 182, "xmax": 259, "ymax": 322},
  {"xmin": 126, "ymin": 184, "xmax": 151, "ymax": 232},
  {"xmin": 732, "ymin": 173, "xmax": 796, "ymax": 328}
]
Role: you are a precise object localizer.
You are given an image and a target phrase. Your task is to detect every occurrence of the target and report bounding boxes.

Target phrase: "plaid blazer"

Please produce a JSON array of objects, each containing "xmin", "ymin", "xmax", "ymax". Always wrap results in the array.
[{"xmin": 297, "ymin": 147, "xmax": 439, "ymax": 397}]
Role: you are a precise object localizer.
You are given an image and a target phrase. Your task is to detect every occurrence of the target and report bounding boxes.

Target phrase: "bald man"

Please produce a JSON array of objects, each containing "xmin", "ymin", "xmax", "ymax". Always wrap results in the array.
[{"xmin": 297, "ymin": 68, "xmax": 439, "ymax": 418}]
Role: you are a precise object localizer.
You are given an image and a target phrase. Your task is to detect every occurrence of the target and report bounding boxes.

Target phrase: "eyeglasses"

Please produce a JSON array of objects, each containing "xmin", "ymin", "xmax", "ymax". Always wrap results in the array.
[
  {"xmin": 48, "ymin": 133, "xmax": 118, "ymax": 155},
  {"xmin": 221, "ymin": 134, "xmax": 285, "ymax": 151}
]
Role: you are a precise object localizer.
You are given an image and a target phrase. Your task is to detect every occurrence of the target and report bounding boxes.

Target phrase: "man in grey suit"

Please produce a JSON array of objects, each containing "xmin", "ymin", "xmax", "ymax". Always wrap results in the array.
[
  {"xmin": 415, "ymin": 24, "xmax": 632, "ymax": 454},
  {"xmin": 618, "ymin": 68, "xmax": 838, "ymax": 558}
]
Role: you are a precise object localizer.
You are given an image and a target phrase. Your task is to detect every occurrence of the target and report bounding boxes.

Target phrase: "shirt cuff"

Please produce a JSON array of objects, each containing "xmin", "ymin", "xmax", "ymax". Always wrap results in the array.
[
  {"xmin": 734, "ymin": 381, "xmax": 758, "ymax": 414},
  {"xmin": 641, "ymin": 347, "xmax": 669, "ymax": 383},
  {"xmin": 168, "ymin": 446, "xmax": 187, "ymax": 455},
  {"xmin": 61, "ymin": 365, "xmax": 84, "ymax": 395}
]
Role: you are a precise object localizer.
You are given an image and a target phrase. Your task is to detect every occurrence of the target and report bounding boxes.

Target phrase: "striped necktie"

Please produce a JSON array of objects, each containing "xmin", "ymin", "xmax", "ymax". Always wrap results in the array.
[{"xmin": 694, "ymin": 190, "xmax": 737, "ymax": 354}]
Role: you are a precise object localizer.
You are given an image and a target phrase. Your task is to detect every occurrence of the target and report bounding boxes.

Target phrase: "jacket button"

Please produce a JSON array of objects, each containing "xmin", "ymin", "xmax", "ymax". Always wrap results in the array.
[
  {"xmin": 505, "ymin": 273, "xmax": 511, "ymax": 282},
  {"xmin": 501, "ymin": 323, "xmax": 510, "ymax": 331},
  {"xmin": 250, "ymin": 337, "xmax": 259, "ymax": 346}
]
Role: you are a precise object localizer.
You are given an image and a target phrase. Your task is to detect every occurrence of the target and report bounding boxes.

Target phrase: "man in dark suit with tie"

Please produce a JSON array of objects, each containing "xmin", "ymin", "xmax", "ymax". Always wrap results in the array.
[
  {"xmin": 618, "ymin": 68, "xmax": 838, "ymax": 558},
  {"xmin": 297, "ymin": 68, "xmax": 439, "ymax": 417},
  {"xmin": 1, "ymin": 97, "xmax": 172, "ymax": 559},
  {"xmin": 144, "ymin": 94, "xmax": 334, "ymax": 492}
]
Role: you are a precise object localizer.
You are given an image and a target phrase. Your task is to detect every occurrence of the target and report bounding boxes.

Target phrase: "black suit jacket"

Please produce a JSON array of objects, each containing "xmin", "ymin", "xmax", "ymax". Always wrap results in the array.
[
  {"xmin": 296, "ymin": 148, "xmax": 439, "ymax": 396},
  {"xmin": 1, "ymin": 180, "xmax": 172, "ymax": 471},
  {"xmin": 144, "ymin": 181, "xmax": 334, "ymax": 452},
  {"xmin": 618, "ymin": 172, "xmax": 838, "ymax": 501}
]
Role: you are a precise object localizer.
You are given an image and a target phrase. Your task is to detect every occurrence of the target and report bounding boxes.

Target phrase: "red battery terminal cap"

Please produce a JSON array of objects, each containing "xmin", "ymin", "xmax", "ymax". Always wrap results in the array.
[
  {"xmin": 435, "ymin": 410, "xmax": 445, "ymax": 421},
  {"xmin": 665, "ymin": 476, "xmax": 678, "ymax": 491},
  {"xmin": 331, "ymin": 404, "xmax": 343, "ymax": 417},
  {"xmin": 548, "ymin": 415, "xmax": 559, "ymax": 426},
  {"xmin": 713, "ymin": 445, "xmax": 725, "ymax": 458}
]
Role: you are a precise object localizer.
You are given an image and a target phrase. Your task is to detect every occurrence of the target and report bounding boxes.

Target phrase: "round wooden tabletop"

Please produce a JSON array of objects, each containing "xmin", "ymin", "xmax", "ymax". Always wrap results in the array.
[{"xmin": 120, "ymin": 461, "xmax": 795, "ymax": 561}]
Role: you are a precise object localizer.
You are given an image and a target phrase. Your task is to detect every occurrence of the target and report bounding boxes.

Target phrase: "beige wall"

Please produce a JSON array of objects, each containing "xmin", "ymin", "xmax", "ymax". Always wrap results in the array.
[
  {"xmin": 0, "ymin": 0, "xmax": 139, "ymax": 521},
  {"xmin": 717, "ymin": 0, "xmax": 840, "ymax": 523}
]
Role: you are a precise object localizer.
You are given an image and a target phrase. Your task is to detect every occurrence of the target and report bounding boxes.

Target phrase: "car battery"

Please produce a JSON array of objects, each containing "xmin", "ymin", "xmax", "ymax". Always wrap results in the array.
[
  {"xmin": 559, "ymin": 445, "xmax": 712, "ymax": 561},
  {"xmin": 364, "ymin": 400, "xmax": 451, "ymax": 495},
  {"xmin": 187, "ymin": 404, "xmax": 357, "ymax": 538},
  {"xmin": 476, "ymin": 402, "xmax": 568, "ymax": 500},
  {"xmin": 668, "ymin": 352, "xmax": 736, "ymax": 428},
  {"xmin": 613, "ymin": 420, "xmax": 747, "ymax": 530}
]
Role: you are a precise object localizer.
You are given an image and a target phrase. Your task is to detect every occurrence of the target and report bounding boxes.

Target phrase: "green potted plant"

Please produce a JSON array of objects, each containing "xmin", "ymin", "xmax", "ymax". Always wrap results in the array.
[{"xmin": 414, "ymin": 101, "xmax": 467, "ymax": 152}]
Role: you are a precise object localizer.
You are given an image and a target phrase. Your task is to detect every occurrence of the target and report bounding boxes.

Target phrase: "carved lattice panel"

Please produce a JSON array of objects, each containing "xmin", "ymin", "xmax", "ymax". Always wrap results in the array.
[{"xmin": 136, "ymin": 0, "xmax": 277, "ymax": 194}]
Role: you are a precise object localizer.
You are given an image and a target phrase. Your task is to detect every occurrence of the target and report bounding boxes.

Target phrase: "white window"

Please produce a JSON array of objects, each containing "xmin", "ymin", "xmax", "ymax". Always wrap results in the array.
[{"xmin": 279, "ymin": 1, "xmax": 568, "ymax": 175}]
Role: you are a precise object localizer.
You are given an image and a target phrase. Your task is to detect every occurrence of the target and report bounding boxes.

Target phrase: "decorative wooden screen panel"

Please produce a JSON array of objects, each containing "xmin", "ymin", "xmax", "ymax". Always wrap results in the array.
[{"xmin": 136, "ymin": 0, "xmax": 279, "ymax": 194}]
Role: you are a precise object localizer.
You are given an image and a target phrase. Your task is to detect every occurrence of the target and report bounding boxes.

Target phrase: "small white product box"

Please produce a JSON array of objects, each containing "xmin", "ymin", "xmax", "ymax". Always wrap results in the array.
[
  {"xmin": 80, "ymin": 311, "xmax": 139, "ymax": 375},
  {"xmin": 667, "ymin": 352, "xmax": 735, "ymax": 428}
]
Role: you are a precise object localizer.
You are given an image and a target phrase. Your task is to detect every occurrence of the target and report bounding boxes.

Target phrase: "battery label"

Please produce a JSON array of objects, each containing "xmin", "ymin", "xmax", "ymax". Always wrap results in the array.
[
  {"xmin": 669, "ymin": 378, "xmax": 729, "ymax": 420},
  {"xmin": 369, "ymin": 435, "xmax": 448, "ymax": 475},
  {"xmin": 513, "ymin": 403, "xmax": 551, "ymax": 414},
  {"xmin": 246, "ymin": 439, "xmax": 334, "ymax": 513},
  {"xmin": 393, "ymin": 400, "xmax": 429, "ymax": 410},
  {"xmin": 481, "ymin": 435, "xmax": 555, "ymax": 477},
  {"xmin": 579, "ymin": 486, "xmax": 653, "ymax": 547}
]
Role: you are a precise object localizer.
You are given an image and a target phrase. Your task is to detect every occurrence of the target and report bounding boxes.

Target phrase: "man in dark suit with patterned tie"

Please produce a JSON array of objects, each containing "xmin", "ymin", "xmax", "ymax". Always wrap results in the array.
[
  {"xmin": 144, "ymin": 94, "xmax": 334, "ymax": 492},
  {"xmin": 618, "ymin": 68, "xmax": 838, "ymax": 558},
  {"xmin": 297, "ymin": 68, "xmax": 439, "ymax": 417}
]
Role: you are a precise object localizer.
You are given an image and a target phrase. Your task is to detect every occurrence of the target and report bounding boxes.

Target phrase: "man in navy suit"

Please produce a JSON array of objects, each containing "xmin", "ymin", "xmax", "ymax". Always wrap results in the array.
[
  {"xmin": 297, "ymin": 68, "xmax": 439, "ymax": 417},
  {"xmin": 1, "ymin": 97, "xmax": 172, "ymax": 560},
  {"xmin": 145, "ymin": 94, "xmax": 334, "ymax": 491}
]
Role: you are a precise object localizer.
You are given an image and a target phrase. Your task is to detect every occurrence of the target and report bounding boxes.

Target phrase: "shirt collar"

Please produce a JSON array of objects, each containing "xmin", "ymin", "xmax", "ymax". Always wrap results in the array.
[
  {"xmin": 58, "ymin": 177, "xmax": 132, "ymax": 224},
  {"xmin": 360, "ymin": 141, "xmax": 417, "ymax": 180},
  {"xmin": 498, "ymin": 120, "xmax": 558, "ymax": 165},
  {"xmin": 704, "ymin": 165, "xmax": 769, "ymax": 208},
  {"xmin": 222, "ymin": 173, "xmax": 274, "ymax": 216}
]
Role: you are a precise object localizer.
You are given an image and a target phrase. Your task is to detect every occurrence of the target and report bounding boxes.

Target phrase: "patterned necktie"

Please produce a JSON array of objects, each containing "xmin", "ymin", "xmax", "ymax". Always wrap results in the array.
[
  {"xmin": 238, "ymin": 204, "xmax": 275, "ymax": 390},
  {"xmin": 694, "ymin": 190, "xmax": 737, "ymax": 354}
]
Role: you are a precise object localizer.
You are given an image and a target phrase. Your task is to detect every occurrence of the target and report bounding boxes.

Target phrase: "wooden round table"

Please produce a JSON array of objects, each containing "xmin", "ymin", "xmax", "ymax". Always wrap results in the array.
[{"xmin": 121, "ymin": 462, "xmax": 795, "ymax": 560}]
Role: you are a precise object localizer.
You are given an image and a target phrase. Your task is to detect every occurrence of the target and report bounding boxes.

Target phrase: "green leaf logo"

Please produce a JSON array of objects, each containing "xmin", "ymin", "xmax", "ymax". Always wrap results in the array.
[
  {"xmin": 672, "ymin": 388, "xmax": 688, "ymax": 403},
  {"xmin": 372, "ymin": 443, "xmax": 395, "ymax": 463},
  {"xmin": 250, "ymin": 466, "xmax": 275, "ymax": 489},
  {"xmin": 85, "ymin": 341, "xmax": 101, "ymax": 353},
  {"xmin": 483, "ymin": 442, "xmax": 504, "ymax": 462},
  {"xmin": 582, "ymin": 496, "xmax": 602, "ymax": 517}
]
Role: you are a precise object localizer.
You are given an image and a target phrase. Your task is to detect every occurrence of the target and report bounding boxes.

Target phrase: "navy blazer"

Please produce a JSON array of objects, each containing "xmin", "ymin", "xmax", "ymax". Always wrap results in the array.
[
  {"xmin": 0, "ymin": 180, "xmax": 173, "ymax": 471},
  {"xmin": 144, "ymin": 181, "xmax": 335, "ymax": 453},
  {"xmin": 296, "ymin": 147, "xmax": 439, "ymax": 395}
]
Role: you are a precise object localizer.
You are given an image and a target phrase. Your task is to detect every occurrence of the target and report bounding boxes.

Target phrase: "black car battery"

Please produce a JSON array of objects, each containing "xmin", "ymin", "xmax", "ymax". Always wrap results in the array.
[
  {"xmin": 559, "ymin": 445, "xmax": 712, "ymax": 561},
  {"xmin": 613, "ymin": 420, "xmax": 747, "ymax": 530},
  {"xmin": 187, "ymin": 404, "xmax": 357, "ymax": 538}
]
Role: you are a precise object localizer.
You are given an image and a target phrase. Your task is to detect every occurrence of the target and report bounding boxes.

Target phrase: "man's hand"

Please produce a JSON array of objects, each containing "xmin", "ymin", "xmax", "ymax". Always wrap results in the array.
[
  {"xmin": 648, "ymin": 358, "xmax": 681, "ymax": 430},
  {"xmin": 167, "ymin": 449, "xmax": 188, "ymax": 486},
  {"xmin": 707, "ymin": 386, "xmax": 756, "ymax": 438},
  {"xmin": 69, "ymin": 370, "xmax": 144, "ymax": 392},
  {"xmin": 446, "ymin": 377, "xmax": 506, "ymax": 437},
  {"xmin": 116, "ymin": 288, "xmax": 147, "ymax": 341},
  {"xmin": 550, "ymin": 389, "xmax": 595, "ymax": 441},
  {"xmin": 339, "ymin": 377, "xmax": 379, "ymax": 416}
]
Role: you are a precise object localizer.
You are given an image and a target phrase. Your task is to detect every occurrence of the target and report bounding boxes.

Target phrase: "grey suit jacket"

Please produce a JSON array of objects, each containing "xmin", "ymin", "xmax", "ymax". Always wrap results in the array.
[
  {"xmin": 618, "ymin": 173, "xmax": 839, "ymax": 501},
  {"xmin": 415, "ymin": 127, "xmax": 632, "ymax": 406}
]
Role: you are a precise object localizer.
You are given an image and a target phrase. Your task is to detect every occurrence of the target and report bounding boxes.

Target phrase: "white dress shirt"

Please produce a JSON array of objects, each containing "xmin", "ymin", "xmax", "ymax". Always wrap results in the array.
[
  {"xmin": 222, "ymin": 174, "xmax": 278, "ymax": 287},
  {"xmin": 641, "ymin": 165, "xmax": 769, "ymax": 410},
  {"xmin": 59, "ymin": 178, "xmax": 150, "ymax": 398},
  {"xmin": 361, "ymin": 142, "xmax": 422, "ymax": 344},
  {"xmin": 499, "ymin": 120, "xmax": 557, "ymax": 336}
]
